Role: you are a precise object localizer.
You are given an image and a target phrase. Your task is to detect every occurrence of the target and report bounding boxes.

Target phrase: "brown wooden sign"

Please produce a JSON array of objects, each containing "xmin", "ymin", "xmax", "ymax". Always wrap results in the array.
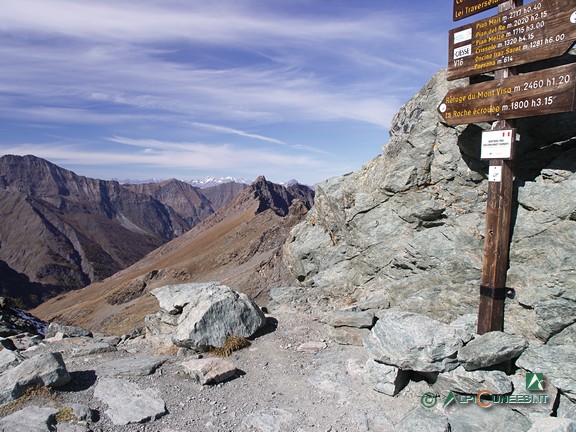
[
  {"xmin": 448, "ymin": 0, "xmax": 576, "ymax": 80},
  {"xmin": 454, "ymin": 0, "xmax": 510, "ymax": 21},
  {"xmin": 439, "ymin": 62, "xmax": 576, "ymax": 125}
]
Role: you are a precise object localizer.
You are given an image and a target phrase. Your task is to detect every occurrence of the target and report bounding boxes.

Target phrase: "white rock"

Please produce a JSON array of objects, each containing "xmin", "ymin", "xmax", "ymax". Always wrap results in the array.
[{"xmin": 181, "ymin": 357, "xmax": 237, "ymax": 385}]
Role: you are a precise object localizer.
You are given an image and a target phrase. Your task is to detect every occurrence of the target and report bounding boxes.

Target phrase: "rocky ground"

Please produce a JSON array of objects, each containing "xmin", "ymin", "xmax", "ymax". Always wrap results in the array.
[
  {"xmin": 0, "ymin": 310, "xmax": 424, "ymax": 432},
  {"xmin": 1, "ymin": 284, "xmax": 576, "ymax": 432}
]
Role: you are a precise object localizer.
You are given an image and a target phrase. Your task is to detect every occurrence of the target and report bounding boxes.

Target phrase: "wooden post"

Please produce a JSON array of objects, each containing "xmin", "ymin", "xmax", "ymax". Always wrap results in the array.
[{"xmin": 477, "ymin": 0, "xmax": 522, "ymax": 334}]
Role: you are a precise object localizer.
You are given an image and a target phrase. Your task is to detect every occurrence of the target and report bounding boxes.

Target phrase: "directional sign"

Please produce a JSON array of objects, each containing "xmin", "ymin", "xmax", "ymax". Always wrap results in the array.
[
  {"xmin": 438, "ymin": 63, "xmax": 576, "ymax": 125},
  {"xmin": 448, "ymin": 0, "xmax": 576, "ymax": 80},
  {"xmin": 454, "ymin": 0, "xmax": 510, "ymax": 21}
]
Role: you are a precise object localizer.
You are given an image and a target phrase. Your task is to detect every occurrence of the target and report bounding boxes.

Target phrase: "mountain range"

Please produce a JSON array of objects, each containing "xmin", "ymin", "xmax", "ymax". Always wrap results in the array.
[
  {"xmin": 32, "ymin": 176, "xmax": 314, "ymax": 334},
  {"xmin": 0, "ymin": 155, "xmax": 310, "ymax": 308}
]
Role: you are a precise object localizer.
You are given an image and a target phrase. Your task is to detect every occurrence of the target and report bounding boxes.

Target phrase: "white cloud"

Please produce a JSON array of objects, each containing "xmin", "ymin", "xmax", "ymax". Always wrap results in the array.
[
  {"xmin": 0, "ymin": 0, "xmax": 451, "ymax": 183},
  {"xmin": 190, "ymin": 122, "xmax": 285, "ymax": 145}
]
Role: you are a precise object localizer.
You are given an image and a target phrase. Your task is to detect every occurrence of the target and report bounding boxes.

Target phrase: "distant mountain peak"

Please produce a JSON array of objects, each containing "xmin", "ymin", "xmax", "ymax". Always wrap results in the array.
[{"xmin": 246, "ymin": 175, "xmax": 314, "ymax": 217}]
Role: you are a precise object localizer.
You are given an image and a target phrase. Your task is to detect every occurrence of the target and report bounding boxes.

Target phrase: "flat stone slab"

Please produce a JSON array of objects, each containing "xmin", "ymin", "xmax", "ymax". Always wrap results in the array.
[
  {"xmin": 181, "ymin": 357, "xmax": 237, "ymax": 385},
  {"xmin": 320, "ymin": 310, "xmax": 375, "ymax": 328},
  {"xmin": 94, "ymin": 377, "xmax": 167, "ymax": 425},
  {"xmin": 458, "ymin": 331, "xmax": 527, "ymax": 371},
  {"xmin": 328, "ymin": 327, "xmax": 369, "ymax": 346},
  {"xmin": 0, "ymin": 406, "xmax": 59, "ymax": 432},
  {"xmin": 517, "ymin": 344, "xmax": 576, "ymax": 402},
  {"xmin": 364, "ymin": 309, "xmax": 464, "ymax": 372},
  {"xmin": 69, "ymin": 342, "xmax": 116, "ymax": 357},
  {"xmin": 433, "ymin": 366, "xmax": 513, "ymax": 395},
  {"xmin": 296, "ymin": 342, "xmax": 327, "ymax": 354},
  {"xmin": 241, "ymin": 408, "xmax": 294, "ymax": 431},
  {"xmin": 95, "ymin": 355, "xmax": 167, "ymax": 377}
]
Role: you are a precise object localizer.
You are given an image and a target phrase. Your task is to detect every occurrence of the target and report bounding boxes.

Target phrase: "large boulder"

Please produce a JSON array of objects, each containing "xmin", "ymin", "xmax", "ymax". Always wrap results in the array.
[
  {"xmin": 457, "ymin": 331, "xmax": 528, "ymax": 371},
  {"xmin": 0, "ymin": 352, "xmax": 71, "ymax": 404},
  {"xmin": 363, "ymin": 309, "xmax": 464, "ymax": 372},
  {"xmin": 282, "ymin": 65, "xmax": 576, "ymax": 343},
  {"xmin": 146, "ymin": 282, "xmax": 266, "ymax": 350}
]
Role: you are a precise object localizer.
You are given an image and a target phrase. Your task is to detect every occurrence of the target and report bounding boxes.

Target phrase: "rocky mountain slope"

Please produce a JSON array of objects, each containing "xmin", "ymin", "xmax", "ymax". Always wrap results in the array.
[
  {"xmin": 283, "ymin": 66, "xmax": 576, "ymax": 344},
  {"xmin": 200, "ymin": 181, "xmax": 250, "ymax": 210},
  {"xmin": 0, "ymin": 156, "xmax": 251, "ymax": 306},
  {"xmin": 123, "ymin": 179, "xmax": 215, "ymax": 227},
  {"xmin": 32, "ymin": 177, "xmax": 314, "ymax": 334}
]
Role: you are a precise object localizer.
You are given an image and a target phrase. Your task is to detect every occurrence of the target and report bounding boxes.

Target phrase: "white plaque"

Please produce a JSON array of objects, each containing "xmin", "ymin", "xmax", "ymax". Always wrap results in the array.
[
  {"xmin": 481, "ymin": 130, "xmax": 514, "ymax": 159},
  {"xmin": 453, "ymin": 44, "xmax": 472, "ymax": 60},
  {"xmin": 489, "ymin": 166, "xmax": 502, "ymax": 182},
  {"xmin": 454, "ymin": 28, "xmax": 472, "ymax": 44}
]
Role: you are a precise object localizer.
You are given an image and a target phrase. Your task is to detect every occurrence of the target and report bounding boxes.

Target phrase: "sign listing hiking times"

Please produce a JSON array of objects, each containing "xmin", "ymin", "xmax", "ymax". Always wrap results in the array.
[{"xmin": 448, "ymin": 0, "xmax": 576, "ymax": 80}]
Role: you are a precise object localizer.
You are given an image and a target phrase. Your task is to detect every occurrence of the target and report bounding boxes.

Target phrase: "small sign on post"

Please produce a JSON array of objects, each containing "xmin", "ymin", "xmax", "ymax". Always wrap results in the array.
[{"xmin": 481, "ymin": 129, "xmax": 516, "ymax": 159}]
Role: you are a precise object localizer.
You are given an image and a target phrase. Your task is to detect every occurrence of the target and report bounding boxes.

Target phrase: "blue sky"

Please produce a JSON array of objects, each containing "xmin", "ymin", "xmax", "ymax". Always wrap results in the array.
[{"xmin": 1, "ymin": 0, "xmax": 457, "ymax": 185}]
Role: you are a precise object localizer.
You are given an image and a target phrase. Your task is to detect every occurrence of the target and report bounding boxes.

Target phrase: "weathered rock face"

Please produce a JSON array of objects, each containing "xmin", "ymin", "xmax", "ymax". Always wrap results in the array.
[
  {"xmin": 283, "ymin": 66, "xmax": 576, "ymax": 343},
  {"xmin": 146, "ymin": 282, "xmax": 266, "ymax": 350},
  {"xmin": 0, "ymin": 297, "xmax": 46, "ymax": 337},
  {"xmin": 364, "ymin": 309, "xmax": 465, "ymax": 373}
]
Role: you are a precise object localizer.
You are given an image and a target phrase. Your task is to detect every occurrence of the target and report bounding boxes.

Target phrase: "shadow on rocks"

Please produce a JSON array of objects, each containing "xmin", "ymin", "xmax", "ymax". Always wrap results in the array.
[
  {"xmin": 250, "ymin": 317, "xmax": 278, "ymax": 340},
  {"xmin": 59, "ymin": 370, "xmax": 97, "ymax": 392}
]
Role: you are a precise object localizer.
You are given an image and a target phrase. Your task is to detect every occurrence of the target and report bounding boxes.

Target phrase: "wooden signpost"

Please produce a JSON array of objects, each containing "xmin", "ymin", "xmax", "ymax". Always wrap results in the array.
[
  {"xmin": 454, "ymin": 0, "xmax": 510, "ymax": 21},
  {"xmin": 442, "ymin": 0, "xmax": 576, "ymax": 334},
  {"xmin": 448, "ymin": 0, "xmax": 576, "ymax": 80},
  {"xmin": 439, "ymin": 62, "xmax": 576, "ymax": 124}
]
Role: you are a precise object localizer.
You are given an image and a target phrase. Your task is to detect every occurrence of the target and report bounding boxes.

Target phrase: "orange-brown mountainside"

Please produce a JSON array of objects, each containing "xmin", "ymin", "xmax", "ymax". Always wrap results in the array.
[
  {"xmin": 0, "ymin": 155, "xmax": 247, "ymax": 306},
  {"xmin": 32, "ymin": 176, "xmax": 314, "ymax": 335}
]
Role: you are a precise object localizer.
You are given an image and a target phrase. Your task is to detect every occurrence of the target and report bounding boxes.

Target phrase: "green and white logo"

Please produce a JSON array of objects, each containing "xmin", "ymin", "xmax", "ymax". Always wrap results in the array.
[
  {"xmin": 443, "ymin": 391, "xmax": 456, "ymax": 408},
  {"xmin": 526, "ymin": 373, "xmax": 546, "ymax": 391}
]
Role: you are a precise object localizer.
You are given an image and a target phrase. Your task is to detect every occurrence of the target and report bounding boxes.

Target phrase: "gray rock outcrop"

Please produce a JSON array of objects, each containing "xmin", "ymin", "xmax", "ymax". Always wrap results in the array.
[
  {"xmin": 363, "ymin": 309, "xmax": 464, "ymax": 372},
  {"xmin": 146, "ymin": 282, "xmax": 266, "ymax": 350},
  {"xmin": 527, "ymin": 418, "xmax": 576, "ymax": 432},
  {"xmin": 282, "ymin": 66, "xmax": 576, "ymax": 343},
  {"xmin": 0, "ymin": 352, "xmax": 71, "ymax": 404},
  {"xmin": 395, "ymin": 407, "xmax": 450, "ymax": 432}
]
